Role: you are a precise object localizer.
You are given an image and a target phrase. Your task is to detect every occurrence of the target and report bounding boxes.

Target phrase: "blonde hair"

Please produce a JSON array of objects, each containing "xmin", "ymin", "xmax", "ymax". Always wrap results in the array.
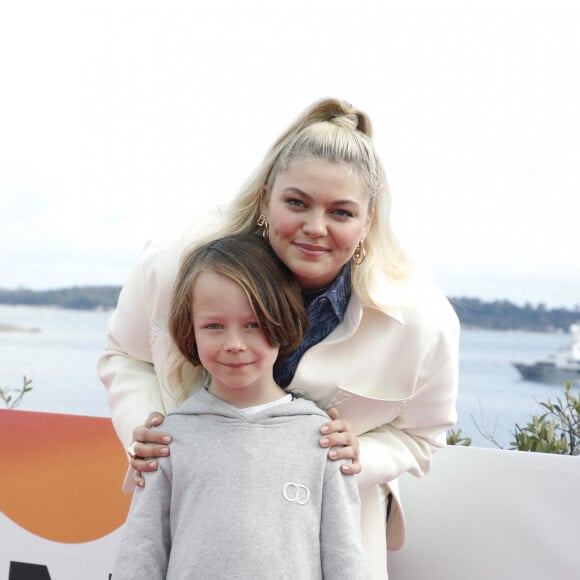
[
  {"xmin": 169, "ymin": 233, "xmax": 308, "ymax": 401},
  {"xmin": 214, "ymin": 98, "xmax": 412, "ymax": 307}
]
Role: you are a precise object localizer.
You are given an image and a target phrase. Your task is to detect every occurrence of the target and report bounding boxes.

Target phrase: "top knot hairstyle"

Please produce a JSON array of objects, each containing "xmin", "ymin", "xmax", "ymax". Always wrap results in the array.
[
  {"xmin": 327, "ymin": 113, "xmax": 362, "ymax": 132},
  {"xmin": 169, "ymin": 233, "xmax": 309, "ymax": 369},
  {"xmin": 265, "ymin": 99, "xmax": 377, "ymax": 197},
  {"xmin": 271, "ymin": 98, "xmax": 373, "ymax": 141}
]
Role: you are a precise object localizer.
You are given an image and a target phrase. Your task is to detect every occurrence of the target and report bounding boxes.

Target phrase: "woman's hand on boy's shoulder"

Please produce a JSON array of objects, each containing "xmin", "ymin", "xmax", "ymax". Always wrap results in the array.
[
  {"xmin": 319, "ymin": 408, "xmax": 361, "ymax": 475},
  {"xmin": 128, "ymin": 412, "xmax": 172, "ymax": 487}
]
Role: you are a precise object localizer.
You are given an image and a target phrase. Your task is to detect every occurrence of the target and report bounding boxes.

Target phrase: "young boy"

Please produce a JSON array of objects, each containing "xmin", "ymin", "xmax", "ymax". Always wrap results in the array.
[{"xmin": 113, "ymin": 233, "xmax": 369, "ymax": 580}]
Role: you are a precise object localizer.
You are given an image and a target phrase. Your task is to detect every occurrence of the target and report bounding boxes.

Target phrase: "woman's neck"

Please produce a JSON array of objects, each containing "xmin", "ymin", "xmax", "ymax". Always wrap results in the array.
[{"xmin": 301, "ymin": 283, "xmax": 332, "ymax": 307}]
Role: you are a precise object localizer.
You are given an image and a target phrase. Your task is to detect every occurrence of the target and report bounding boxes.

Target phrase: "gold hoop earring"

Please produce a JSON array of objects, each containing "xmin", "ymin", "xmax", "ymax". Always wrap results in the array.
[
  {"xmin": 257, "ymin": 214, "xmax": 269, "ymax": 241},
  {"xmin": 352, "ymin": 240, "xmax": 366, "ymax": 265}
]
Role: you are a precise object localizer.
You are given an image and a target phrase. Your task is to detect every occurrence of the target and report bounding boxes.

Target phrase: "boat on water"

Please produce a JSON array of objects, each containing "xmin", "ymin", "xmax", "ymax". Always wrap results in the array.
[{"xmin": 512, "ymin": 323, "xmax": 580, "ymax": 386}]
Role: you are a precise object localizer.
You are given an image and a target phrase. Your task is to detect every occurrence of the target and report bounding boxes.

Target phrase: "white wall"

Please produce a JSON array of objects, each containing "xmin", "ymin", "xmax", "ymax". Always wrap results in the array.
[{"xmin": 388, "ymin": 446, "xmax": 580, "ymax": 580}]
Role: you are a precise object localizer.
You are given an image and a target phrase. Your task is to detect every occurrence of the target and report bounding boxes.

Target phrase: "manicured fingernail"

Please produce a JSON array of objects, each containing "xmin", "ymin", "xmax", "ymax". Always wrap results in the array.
[
  {"xmin": 149, "ymin": 461, "xmax": 157, "ymax": 469},
  {"xmin": 328, "ymin": 450, "xmax": 338, "ymax": 459},
  {"xmin": 341, "ymin": 464, "xmax": 350, "ymax": 473},
  {"xmin": 162, "ymin": 436, "xmax": 171, "ymax": 443},
  {"xmin": 160, "ymin": 447, "xmax": 169, "ymax": 455},
  {"xmin": 320, "ymin": 426, "xmax": 329, "ymax": 434},
  {"xmin": 320, "ymin": 438, "xmax": 329, "ymax": 447}
]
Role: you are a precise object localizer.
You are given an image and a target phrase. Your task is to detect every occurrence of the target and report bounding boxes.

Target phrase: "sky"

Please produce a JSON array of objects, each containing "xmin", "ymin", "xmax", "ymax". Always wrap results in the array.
[{"xmin": 1, "ymin": 0, "xmax": 579, "ymax": 309}]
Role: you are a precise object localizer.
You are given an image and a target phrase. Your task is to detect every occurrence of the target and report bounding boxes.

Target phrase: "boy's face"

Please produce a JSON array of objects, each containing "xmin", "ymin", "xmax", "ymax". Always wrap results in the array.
[{"xmin": 191, "ymin": 271, "xmax": 280, "ymax": 401}]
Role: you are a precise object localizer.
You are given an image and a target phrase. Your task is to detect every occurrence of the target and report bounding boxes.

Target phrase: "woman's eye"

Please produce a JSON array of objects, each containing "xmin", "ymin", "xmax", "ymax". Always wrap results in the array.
[
  {"xmin": 246, "ymin": 321, "xmax": 260, "ymax": 329},
  {"xmin": 206, "ymin": 323, "xmax": 222, "ymax": 330},
  {"xmin": 332, "ymin": 208, "xmax": 354, "ymax": 218},
  {"xmin": 286, "ymin": 198, "xmax": 306, "ymax": 208}
]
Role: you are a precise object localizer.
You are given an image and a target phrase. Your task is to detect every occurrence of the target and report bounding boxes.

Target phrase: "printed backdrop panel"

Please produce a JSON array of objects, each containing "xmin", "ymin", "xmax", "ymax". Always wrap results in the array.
[
  {"xmin": 1, "ymin": 409, "xmax": 131, "ymax": 579},
  {"xmin": 0, "ymin": 513, "xmax": 125, "ymax": 580}
]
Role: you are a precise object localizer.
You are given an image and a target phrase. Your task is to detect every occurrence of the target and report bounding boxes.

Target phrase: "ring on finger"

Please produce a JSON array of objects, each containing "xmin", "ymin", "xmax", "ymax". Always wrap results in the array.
[{"xmin": 127, "ymin": 441, "xmax": 138, "ymax": 458}]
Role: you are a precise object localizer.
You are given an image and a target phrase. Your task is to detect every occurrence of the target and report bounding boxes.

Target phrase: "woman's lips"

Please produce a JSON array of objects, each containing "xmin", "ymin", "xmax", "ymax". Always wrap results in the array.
[{"xmin": 294, "ymin": 242, "xmax": 329, "ymax": 255}]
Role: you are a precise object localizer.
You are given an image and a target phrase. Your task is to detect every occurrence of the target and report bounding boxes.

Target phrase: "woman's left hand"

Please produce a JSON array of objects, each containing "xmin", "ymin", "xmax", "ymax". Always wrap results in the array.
[{"xmin": 320, "ymin": 407, "xmax": 361, "ymax": 475}]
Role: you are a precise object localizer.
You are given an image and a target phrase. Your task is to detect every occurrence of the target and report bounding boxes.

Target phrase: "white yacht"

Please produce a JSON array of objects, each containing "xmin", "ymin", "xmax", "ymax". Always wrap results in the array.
[{"xmin": 512, "ymin": 323, "xmax": 580, "ymax": 386}]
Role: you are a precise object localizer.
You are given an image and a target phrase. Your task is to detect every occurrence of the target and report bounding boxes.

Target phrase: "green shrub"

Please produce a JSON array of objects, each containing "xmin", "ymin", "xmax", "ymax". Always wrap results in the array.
[
  {"xmin": 510, "ymin": 381, "xmax": 579, "ymax": 455},
  {"xmin": 446, "ymin": 428, "xmax": 472, "ymax": 446},
  {"xmin": 451, "ymin": 381, "xmax": 580, "ymax": 454},
  {"xmin": 0, "ymin": 376, "xmax": 33, "ymax": 409}
]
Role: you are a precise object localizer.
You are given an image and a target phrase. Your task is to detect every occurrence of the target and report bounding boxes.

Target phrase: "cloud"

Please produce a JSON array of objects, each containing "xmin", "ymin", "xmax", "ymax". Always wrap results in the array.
[{"xmin": 1, "ymin": 1, "xmax": 579, "ymax": 306}]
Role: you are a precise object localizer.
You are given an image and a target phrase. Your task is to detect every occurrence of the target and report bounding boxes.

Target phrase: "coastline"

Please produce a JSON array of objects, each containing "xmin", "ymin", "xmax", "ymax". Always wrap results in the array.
[
  {"xmin": 0, "ymin": 323, "xmax": 40, "ymax": 333},
  {"xmin": 1, "ymin": 289, "xmax": 579, "ymax": 333}
]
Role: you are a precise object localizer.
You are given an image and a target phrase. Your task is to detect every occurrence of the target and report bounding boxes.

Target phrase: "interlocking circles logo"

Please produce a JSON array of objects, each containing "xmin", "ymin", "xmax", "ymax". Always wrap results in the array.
[{"xmin": 282, "ymin": 482, "xmax": 311, "ymax": 505}]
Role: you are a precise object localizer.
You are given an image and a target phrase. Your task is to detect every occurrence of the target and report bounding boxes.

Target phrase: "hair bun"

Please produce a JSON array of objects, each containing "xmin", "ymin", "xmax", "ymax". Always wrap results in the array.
[
  {"xmin": 329, "ymin": 113, "xmax": 359, "ymax": 131},
  {"xmin": 312, "ymin": 98, "xmax": 373, "ymax": 137}
]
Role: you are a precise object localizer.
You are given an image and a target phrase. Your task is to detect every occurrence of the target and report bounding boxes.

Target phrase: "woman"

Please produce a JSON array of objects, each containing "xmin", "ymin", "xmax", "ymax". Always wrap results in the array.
[{"xmin": 98, "ymin": 97, "xmax": 459, "ymax": 579}]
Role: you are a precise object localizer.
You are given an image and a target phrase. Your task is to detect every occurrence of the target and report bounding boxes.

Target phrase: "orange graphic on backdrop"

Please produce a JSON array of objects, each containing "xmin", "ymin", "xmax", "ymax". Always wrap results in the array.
[{"xmin": 1, "ymin": 409, "xmax": 131, "ymax": 543}]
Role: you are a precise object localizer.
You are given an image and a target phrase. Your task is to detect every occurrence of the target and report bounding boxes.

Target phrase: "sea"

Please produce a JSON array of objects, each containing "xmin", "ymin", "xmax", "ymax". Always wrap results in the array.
[{"xmin": 1, "ymin": 304, "xmax": 577, "ymax": 449}]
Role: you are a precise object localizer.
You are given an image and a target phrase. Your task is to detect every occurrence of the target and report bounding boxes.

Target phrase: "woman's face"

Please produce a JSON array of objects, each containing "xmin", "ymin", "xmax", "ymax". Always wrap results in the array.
[{"xmin": 263, "ymin": 158, "xmax": 373, "ymax": 290}]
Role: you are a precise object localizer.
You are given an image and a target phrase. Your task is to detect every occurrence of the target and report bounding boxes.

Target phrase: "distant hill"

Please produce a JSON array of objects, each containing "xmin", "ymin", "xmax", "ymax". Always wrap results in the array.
[
  {"xmin": 0, "ymin": 286, "xmax": 121, "ymax": 311},
  {"xmin": 0, "ymin": 286, "xmax": 578, "ymax": 332},
  {"xmin": 450, "ymin": 296, "xmax": 579, "ymax": 333}
]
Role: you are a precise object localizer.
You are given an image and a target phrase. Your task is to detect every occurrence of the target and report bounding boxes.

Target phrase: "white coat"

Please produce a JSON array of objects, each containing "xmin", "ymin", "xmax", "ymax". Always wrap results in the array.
[{"xmin": 98, "ymin": 224, "xmax": 460, "ymax": 579}]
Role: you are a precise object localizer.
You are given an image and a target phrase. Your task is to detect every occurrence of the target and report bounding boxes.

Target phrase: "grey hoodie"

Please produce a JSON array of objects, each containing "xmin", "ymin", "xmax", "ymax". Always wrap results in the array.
[{"xmin": 114, "ymin": 387, "xmax": 369, "ymax": 579}]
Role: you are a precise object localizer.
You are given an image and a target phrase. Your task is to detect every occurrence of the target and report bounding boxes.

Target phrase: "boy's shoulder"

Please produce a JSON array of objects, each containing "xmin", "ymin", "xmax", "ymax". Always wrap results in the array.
[{"xmin": 283, "ymin": 396, "xmax": 329, "ymax": 425}]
